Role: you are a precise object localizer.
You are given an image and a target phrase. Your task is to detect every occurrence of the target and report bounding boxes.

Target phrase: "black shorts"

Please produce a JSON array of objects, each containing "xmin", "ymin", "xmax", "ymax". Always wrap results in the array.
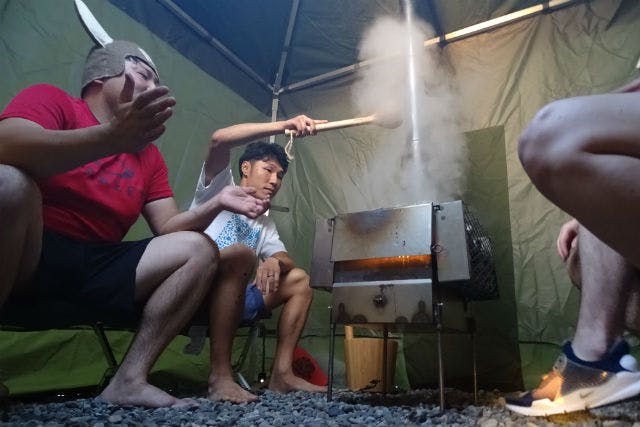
[{"xmin": 32, "ymin": 229, "xmax": 152, "ymax": 322}]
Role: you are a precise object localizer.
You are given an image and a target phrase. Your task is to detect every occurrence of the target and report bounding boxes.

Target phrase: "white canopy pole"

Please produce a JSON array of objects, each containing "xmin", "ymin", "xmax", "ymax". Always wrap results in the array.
[{"xmin": 270, "ymin": 0, "xmax": 300, "ymax": 143}]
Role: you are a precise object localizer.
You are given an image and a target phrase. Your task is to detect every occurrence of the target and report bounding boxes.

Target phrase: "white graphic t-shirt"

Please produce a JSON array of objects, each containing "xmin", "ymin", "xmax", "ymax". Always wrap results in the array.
[{"xmin": 189, "ymin": 166, "xmax": 286, "ymax": 258}]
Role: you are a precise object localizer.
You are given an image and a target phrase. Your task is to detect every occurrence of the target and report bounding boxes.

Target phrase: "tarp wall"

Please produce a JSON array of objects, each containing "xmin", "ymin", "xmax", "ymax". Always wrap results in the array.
[{"xmin": 1, "ymin": 0, "xmax": 639, "ymax": 395}]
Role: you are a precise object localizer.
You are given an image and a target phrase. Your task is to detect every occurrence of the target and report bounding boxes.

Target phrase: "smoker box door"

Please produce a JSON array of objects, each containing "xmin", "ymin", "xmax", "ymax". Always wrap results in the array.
[
  {"xmin": 331, "ymin": 203, "xmax": 432, "ymax": 261},
  {"xmin": 435, "ymin": 201, "xmax": 471, "ymax": 283},
  {"xmin": 331, "ymin": 280, "xmax": 433, "ymax": 324},
  {"xmin": 309, "ymin": 218, "xmax": 335, "ymax": 290}
]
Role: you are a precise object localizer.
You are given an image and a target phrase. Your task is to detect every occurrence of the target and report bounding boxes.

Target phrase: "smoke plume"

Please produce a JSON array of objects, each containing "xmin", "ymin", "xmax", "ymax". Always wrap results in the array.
[{"xmin": 351, "ymin": 15, "xmax": 468, "ymax": 206}]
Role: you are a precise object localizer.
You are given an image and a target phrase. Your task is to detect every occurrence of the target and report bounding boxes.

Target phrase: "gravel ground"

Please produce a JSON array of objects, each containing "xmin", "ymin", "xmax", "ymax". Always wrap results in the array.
[{"xmin": 2, "ymin": 388, "xmax": 640, "ymax": 426}]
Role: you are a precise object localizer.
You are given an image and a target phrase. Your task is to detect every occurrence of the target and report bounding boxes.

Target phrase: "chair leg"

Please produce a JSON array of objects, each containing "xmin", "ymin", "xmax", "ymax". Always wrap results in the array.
[
  {"xmin": 183, "ymin": 325, "xmax": 208, "ymax": 355},
  {"xmin": 92, "ymin": 322, "xmax": 118, "ymax": 390},
  {"xmin": 233, "ymin": 322, "xmax": 265, "ymax": 388},
  {"xmin": 258, "ymin": 324, "xmax": 267, "ymax": 386}
]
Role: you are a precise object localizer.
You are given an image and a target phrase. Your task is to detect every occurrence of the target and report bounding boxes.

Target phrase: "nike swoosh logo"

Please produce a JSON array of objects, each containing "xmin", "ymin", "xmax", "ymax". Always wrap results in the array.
[{"xmin": 579, "ymin": 390, "xmax": 593, "ymax": 399}]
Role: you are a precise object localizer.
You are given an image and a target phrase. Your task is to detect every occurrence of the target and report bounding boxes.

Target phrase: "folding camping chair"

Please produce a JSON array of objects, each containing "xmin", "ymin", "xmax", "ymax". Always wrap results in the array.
[{"xmin": 0, "ymin": 299, "xmax": 272, "ymax": 394}]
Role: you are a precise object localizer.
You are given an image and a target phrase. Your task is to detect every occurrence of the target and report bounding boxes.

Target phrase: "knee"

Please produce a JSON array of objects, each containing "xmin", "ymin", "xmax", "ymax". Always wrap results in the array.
[
  {"xmin": 518, "ymin": 100, "xmax": 582, "ymax": 192},
  {"xmin": 177, "ymin": 231, "xmax": 219, "ymax": 278},
  {"xmin": 0, "ymin": 165, "xmax": 41, "ymax": 214},
  {"xmin": 226, "ymin": 244, "xmax": 256, "ymax": 265},
  {"xmin": 519, "ymin": 103, "xmax": 557, "ymax": 184},
  {"xmin": 219, "ymin": 243, "xmax": 257, "ymax": 279},
  {"xmin": 288, "ymin": 268, "xmax": 312, "ymax": 299}
]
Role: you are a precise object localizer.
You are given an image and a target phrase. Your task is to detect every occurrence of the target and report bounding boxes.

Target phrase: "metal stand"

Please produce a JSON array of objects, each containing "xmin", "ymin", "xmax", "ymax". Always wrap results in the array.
[
  {"xmin": 327, "ymin": 319, "xmax": 336, "ymax": 401},
  {"xmin": 319, "ymin": 201, "xmax": 485, "ymax": 408},
  {"xmin": 435, "ymin": 303, "xmax": 445, "ymax": 411},
  {"xmin": 382, "ymin": 325, "xmax": 389, "ymax": 395},
  {"xmin": 466, "ymin": 309, "xmax": 478, "ymax": 405},
  {"xmin": 430, "ymin": 203, "xmax": 446, "ymax": 411}
]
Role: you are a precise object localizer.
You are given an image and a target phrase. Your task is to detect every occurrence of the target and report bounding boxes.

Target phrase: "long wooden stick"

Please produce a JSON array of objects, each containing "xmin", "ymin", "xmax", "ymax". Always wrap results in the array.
[{"xmin": 284, "ymin": 114, "xmax": 375, "ymax": 137}]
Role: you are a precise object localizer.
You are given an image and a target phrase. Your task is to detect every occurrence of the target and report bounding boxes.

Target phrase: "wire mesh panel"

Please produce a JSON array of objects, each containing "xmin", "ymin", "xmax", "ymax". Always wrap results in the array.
[{"xmin": 457, "ymin": 204, "xmax": 499, "ymax": 300}]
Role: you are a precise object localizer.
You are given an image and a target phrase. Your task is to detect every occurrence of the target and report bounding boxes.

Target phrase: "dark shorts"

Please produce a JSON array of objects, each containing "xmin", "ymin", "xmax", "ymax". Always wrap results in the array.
[
  {"xmin": 243, "ymin": 284, "xmax": 266, "ymax": 324},
  {"xmin": 189, "ymin": 283, "xmax": 267, "ymax": 328},
  {"xmin": 31, "ymin": 229, "xmax": 152, "ymax": 322}
]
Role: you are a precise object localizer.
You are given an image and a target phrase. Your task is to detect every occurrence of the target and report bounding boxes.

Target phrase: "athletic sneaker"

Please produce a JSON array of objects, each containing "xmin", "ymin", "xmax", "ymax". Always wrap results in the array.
[{"xmin": 506, "ymin": 340, "xmax": 640, "ymax": 416}]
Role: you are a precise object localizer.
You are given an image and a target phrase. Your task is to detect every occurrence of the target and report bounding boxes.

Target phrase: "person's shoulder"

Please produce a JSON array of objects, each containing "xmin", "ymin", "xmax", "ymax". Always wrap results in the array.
[
  {"xmin": 19, "ymin": 84, "xmax": 71, "ymax": 98},
  {"xmin": 137, "ymin": 143, "xmax": 166, "ymax": 163},
  {"xmin": 1, "ymin": 84, "xmax": 76, "ymax": 125},
  {"xmin": 12, "ymin": 84, "xmax": 76, "ymax": 107}
]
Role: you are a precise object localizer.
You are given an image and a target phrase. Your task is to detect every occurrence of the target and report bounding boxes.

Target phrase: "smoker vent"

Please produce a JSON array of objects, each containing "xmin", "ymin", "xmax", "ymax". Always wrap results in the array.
[{"xmin": 456, "ymin": 205, "xmax": 499, "ymax": 300}]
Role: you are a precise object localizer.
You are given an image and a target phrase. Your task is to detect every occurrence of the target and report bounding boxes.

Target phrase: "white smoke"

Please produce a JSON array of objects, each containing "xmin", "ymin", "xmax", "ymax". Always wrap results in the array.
[{"xmin": 351, "ymin": 16, "xmax": 468, "ymax": 206}]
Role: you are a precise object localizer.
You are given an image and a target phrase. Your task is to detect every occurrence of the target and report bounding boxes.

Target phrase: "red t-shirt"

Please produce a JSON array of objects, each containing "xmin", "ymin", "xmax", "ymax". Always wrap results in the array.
[{"xmin": 0, "ymin": 84, "xmax": 173, "ymax": 243}]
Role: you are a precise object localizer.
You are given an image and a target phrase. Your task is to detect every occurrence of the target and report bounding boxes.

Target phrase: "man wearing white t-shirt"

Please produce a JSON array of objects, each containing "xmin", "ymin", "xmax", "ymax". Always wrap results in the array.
[{"xmin": 191, "ymin": 115, "xmax": 327, "ymax": 403}]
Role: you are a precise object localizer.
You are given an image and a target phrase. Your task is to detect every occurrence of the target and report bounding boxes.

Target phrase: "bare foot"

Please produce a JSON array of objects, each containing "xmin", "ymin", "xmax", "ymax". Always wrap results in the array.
[
  {"xmin": 99, "ymin": 379, "xmax": 184, "ymax": 408},
  {"xmin": 269, "ymin": 372, "xmax": 327, "ymax": 394},
  {"xmin": 208, "ymin": 377, "xmax": 258, "ymax": 403}
]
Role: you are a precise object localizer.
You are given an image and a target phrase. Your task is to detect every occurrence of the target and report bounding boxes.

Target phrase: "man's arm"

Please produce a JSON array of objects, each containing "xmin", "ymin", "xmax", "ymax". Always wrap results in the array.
[
  {"xmin": 203, "ymin": 115, "xmax": 326, "ymax": 184},
  {"xmin": 0, "ymin": 118, "xmax": 120, "ymax": 178},
  {"xmin": 0, "ymin": 77, "xmax": 174, "ymax": 178},
  {"xmin": 142, "ymin": 186, "xmax": 269, "ymax": 236}
]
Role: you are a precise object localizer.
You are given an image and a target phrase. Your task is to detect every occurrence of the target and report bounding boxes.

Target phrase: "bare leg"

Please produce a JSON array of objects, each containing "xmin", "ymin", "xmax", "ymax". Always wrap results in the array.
[
  {"xmin": 571, "ymin": 226, "xmax": 634, "ymax": 361},
  {"xmin": 566, "ymin": 232, "xmax": 640, "ymax": 337},
  {"xmin": 100, "ymin": 231, "xmax": 217, "ymax": 408},
  {"xmin": 518, "ymin": 92, "xmax": 640, "ymax": 267},
  {"xmin": 0, "ymin": 165, "xmax": 42, "ymax": 306},
  {"xmin": 263, "ymin": 268, "xmax": 326, "ymax": 393},
  {"xmin": 207, "ymin": 244, "xmax": 258, "ymax": 403}
]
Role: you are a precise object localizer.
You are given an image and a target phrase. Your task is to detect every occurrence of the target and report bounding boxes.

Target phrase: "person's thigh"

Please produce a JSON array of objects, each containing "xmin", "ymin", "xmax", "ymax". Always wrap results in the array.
[
  {"xmin": 520, "ymin": 93, "xmax": 640, "ymax": 266},
  {"xmin": 8, "ymin": 230, "xmax": 152, "ymax": 323}
]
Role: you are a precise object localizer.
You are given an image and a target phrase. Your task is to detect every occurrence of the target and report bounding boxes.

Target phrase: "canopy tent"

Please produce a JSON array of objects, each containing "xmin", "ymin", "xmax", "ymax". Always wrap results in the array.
[
  {"xmin": 0, "ymin": 0, "xmax": 639, "ymax": 395},
  {"xmin": 107, "ymin": 0, "xmax": 583, "ymax": 113}
]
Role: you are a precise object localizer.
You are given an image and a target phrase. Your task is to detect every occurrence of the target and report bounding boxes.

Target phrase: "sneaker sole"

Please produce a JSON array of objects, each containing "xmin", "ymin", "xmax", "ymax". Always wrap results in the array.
[{"xmin": 506, "ymin": 370, "xmax": 640, "ymax": 416}]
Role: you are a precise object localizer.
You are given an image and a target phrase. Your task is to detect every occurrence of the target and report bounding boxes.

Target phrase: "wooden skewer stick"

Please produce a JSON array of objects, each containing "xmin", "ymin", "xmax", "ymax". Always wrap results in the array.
[{"xmin": 284, "ymin": 113, "xmax": 402, "ymax": 137}]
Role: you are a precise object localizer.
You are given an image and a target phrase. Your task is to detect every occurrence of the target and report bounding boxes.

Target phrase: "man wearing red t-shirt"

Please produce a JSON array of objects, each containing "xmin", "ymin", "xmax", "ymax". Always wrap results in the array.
[
  {"xmin": 506, "ymin": 71, "xmax": 640, "ymax": 416},
  {"xmin": 0, "ymin": 40, "xmax": 268, "ymax": 407}
]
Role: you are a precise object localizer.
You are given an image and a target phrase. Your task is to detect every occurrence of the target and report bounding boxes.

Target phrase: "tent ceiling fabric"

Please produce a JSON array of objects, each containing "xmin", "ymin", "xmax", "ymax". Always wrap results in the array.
[{"xmin": 108, "ymin": 0, "xmax": 546, "ymax": 112}]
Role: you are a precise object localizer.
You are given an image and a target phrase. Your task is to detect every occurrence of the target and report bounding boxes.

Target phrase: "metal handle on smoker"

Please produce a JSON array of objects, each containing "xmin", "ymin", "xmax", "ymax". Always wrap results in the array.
[{"xmin": 373, "ymin": 293, "xmax": 387, "ymax": 307}]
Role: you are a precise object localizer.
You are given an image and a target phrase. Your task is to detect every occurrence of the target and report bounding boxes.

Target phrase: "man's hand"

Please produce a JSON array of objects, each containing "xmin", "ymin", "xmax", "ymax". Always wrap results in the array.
[
  {"xmin": 255, "ymin": 257, "xmax": 281, "ymax": 295},
  {"xmin": 283, "ymin": 115, "xmax": 328, "ymax": 138},
  {"xmin": 215, "ymin": 185, "xmax": 269, "ymax": 219},
  {"xmin": 108, "ymin": 73, "xmax": 176, "ymax": 153},
  {"xmin": 556, "ymin": 218, "xmax": 579, "ymax": 261}
]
